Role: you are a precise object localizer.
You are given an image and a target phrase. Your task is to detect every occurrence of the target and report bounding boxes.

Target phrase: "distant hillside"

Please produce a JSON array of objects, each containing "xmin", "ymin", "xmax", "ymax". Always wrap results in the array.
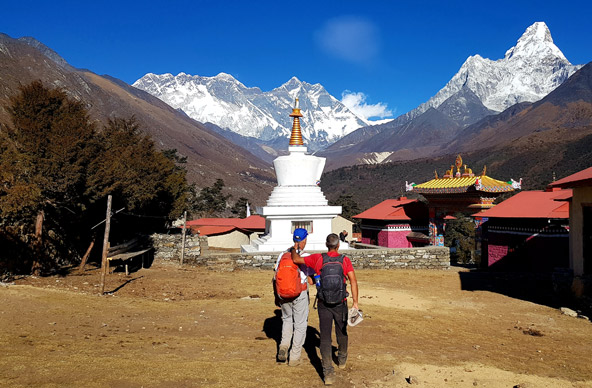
[
  {"xmin": 0, "ymin": 33, "xmax": 275, "ymax": 206},
  {"xmin": 322, "ymin": 130, "xmax": 592, "ymax": 212}
]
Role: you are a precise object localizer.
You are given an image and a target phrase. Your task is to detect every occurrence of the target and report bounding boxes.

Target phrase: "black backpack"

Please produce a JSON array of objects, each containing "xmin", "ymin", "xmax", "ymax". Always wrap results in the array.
[{"xmin": 319, "ymin": 253, "xmax": 347, "ymax": 304}]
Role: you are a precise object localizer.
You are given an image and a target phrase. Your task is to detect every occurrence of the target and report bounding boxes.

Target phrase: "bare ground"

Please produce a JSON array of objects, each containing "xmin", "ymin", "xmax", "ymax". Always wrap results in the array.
[{"xmin": 1, "ymin": 260, "xmax": 591, "ymax": 388}]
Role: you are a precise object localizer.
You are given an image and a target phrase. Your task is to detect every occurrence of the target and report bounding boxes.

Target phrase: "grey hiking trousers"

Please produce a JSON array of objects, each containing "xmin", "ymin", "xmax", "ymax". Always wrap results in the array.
[{"xmin": 280, "ymin": 289, "xmax": 309, "ymax": 361}]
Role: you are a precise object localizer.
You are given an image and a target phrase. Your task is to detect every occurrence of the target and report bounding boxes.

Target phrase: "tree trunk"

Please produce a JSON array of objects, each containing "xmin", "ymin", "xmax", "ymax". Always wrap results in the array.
[
  {"xmin": 31, "ymin": 210, "xmax": 44, "ymax": 275},
  {"xmin": 78, "ymin": 239, "xmax": 95, "ymax": 273}
]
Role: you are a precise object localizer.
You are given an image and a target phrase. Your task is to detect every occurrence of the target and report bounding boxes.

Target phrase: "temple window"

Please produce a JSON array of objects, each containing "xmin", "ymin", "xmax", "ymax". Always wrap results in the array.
[{"xmin": 292, "ymin": 221, "xmax": 313, "ymax": 234}]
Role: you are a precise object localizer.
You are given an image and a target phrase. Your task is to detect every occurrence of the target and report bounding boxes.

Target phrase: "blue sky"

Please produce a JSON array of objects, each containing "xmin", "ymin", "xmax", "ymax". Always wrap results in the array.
[{"xmin": 3, "ymin": 0, "xmax": 591, "ymax": 119}]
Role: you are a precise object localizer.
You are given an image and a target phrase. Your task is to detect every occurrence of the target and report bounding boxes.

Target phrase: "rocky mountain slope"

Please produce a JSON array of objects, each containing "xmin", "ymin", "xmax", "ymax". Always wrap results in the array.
[
  {"xmin": 0, "ymin": 33, "xmax": 275, "ymax": 205},
  {"xmin": 133, "ymin": 72, "xmax": 368, "ymax": 151}
]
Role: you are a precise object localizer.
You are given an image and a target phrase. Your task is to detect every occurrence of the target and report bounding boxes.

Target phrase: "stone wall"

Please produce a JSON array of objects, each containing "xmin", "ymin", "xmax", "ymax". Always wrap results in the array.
[
  {"xmin": 150, "ymin": 233, "xmax": 207, "ymax": 261},
  {"xmin": 187, "ymin": 246, "xmax": 450, "ymax": 271}
]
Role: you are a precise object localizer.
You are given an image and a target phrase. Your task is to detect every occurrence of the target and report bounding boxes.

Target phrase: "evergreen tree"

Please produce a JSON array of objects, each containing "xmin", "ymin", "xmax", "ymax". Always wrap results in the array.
[
  {"xmin": 0, "ymin": 80, "xmax": 97, "ymax": 222},
  {"xmin": 330, "ymin": 194, "xmax": 362, "ymax": 232},
  {"xmin": 190, "ymin": 179, "xmax": 230, "ymax": 217},
  {"xmin": 230, "ymin": 197, "xmax": 250, "ymax": 218},
  {"xmin": 0, "ymin": 81, "xmax": 98, "ymax": 274},
  {"xmin": 329, "ymin": 194, "xmax": 361, "ymax": 220},
  {"xmin": 86, "ymin": 116, "xmax": 188, "ymax": 224},
  {"xmin": 444, "ymin": 213, "xmax": 476, "ymax": 264},
  {"xmin": 0, "ymin": 82, "xmax": 190, "ymax": 275}
]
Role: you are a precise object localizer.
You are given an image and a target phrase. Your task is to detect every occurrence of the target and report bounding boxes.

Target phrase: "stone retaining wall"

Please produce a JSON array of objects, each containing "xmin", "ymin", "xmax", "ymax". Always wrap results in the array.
[
  {"xmin": 150, "ymin": 233, "xmax": 207, "ymax": 261},
  {"xmin": 188, "ymin": 246, "xmax": 450, "ymax": 270}
]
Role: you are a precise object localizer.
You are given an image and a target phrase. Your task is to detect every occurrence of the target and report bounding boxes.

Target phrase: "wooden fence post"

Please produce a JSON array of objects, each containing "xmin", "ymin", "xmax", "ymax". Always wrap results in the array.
[
  {"xmin": 100, "ymin": 195, "xmax": 112, "ymax": 294},
  {"xmin": 180, "ymin": 211, "xmax": 187, "ymax": 265}
]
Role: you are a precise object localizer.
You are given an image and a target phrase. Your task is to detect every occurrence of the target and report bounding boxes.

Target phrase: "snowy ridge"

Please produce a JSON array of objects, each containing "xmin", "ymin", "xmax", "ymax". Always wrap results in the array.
[
  {"xmin": 401, "ymin": 22, "xmax": 581, "ymax": 121},
  {"xmin": 133, "ymin": 73, "xmax": 369, "ymax": 150}
]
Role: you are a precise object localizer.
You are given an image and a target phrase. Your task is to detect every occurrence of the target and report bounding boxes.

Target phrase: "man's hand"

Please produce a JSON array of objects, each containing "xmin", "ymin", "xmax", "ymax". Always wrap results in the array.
[{"xmin": 291, "ymin": 245, "xmax": 305, "ymax": 264}]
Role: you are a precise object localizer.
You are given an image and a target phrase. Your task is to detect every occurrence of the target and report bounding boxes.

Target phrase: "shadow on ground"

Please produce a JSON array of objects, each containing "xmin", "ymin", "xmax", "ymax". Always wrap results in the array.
[
  {"xmin": 458, "ymin": 269, "xmax": 592, "ymax": 317},
  {"xmin": 262, "ymin": 309, "xmax": 323, "ymax": 378}
]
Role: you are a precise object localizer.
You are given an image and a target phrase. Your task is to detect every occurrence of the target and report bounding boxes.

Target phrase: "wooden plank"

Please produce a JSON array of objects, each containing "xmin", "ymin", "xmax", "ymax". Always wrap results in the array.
[
  {"xmin": 108, "ymin": 237, "xmax": 141, "ymax": 255},
  {"xmin": 107, "ymin": 248, "xmax": 152, "ymax": 261}
]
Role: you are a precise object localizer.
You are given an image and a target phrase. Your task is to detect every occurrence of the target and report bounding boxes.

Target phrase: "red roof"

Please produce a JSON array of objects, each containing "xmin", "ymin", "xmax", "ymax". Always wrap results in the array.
[
  {"xmin": 474, "ymin": 189, "xmax": 572, "ymax": 219},
  {"xmin": 353, "ymin": 198, "xmax": 421, "ymax": 221},
  {"xmin": 186, "ymin": 215, "xmax": 265, "ymax": 235},
  {"xmin": 550, "ymin": 167, "xmax": 592, "ymax": 188},
  {"xmin": 192, "ymin": 225, "xmax": 236, "ymax": 236}
]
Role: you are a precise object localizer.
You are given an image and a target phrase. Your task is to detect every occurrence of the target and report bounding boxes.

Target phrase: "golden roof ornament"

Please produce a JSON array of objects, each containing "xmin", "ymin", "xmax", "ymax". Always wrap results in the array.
[
  {"xmin": 462, "ymin": 164, "xmax": 474, "ymax": 177},
  {"xmin": 411, "ymin": 156, "xmax": 514, "ymax": 194},
  {"xmin": 444, "ymin": 165, "xmax": 454, "ymax": 178},
  {"xmin": 288, "ymin": 98, "xmax": 304, "ymax": 146},
  {"xmin": 455, "ymin": 154, "xmax": 463, "ymax": 174}
]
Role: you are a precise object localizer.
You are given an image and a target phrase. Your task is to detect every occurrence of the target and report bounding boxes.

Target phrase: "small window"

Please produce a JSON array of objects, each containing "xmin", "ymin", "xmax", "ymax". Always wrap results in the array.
[{"xmin": 292, "ymin": 221, "xmax": 313, "ymax": 234}]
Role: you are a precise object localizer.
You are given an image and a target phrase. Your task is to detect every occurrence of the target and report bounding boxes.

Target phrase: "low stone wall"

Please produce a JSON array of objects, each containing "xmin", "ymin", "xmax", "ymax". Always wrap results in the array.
[
  {"xmin": 188, "ymin": 246, "xmax": 450, "ymax": 270},
  {"xmin": 150, "ymin": 233, "xmax": 207, "ymax": 261}
]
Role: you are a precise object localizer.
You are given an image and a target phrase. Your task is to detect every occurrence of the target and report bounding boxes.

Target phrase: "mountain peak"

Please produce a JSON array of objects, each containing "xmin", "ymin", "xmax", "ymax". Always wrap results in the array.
[
  {"xmin": 505, "ymin": 22, "xmax": 566, "ymax": 61},
  {"xmin": 520, "ymin": 22, "xmax": 552, "ymax": 44},
  {"xmin": 284, "ymin": 76, "xmax": 303, "ymax": 87},
  {"xmin": 215, "ymin": 72, "xmax": 236, "ymax": 81}
]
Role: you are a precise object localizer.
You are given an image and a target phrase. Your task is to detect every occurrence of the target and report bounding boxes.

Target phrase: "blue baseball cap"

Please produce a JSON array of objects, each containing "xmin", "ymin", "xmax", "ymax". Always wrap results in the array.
[{"xmin": 293, "ymin": 228, "xmax": 308, "ymax": 242}]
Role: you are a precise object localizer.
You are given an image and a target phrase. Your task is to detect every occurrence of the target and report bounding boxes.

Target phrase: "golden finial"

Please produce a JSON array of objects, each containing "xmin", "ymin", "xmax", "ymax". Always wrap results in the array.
[
  {"xmin": 455, "ymin": 155, "xmax": 463, "ymax": 173},
  {"xmin": 434, "ymin": 170, "xmax": 439, "ymax": 179},
  {"xmin": 288, "ymin": 98, "xmax": 304, "ymax": 146},
  {"xmin": 481, "ymin": 165, "xmax": 487, "ymax": 176}
]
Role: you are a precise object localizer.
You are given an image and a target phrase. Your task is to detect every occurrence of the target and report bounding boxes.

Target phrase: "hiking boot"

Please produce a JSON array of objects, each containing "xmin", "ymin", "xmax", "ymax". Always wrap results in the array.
[
  {"xmin": 288, "ymin": 358, "xmax": 301, "ymax": 367},
  {"xmin": 324, "ymin": 372, "xmax": 336, "ymax": 385},
  {"xmin": 337, "ymin": 354, "xmax": 347, "ymax": 369},
  {"xmin": 277, "ymin": 345, "xmax": 289, "ymax": 362}
]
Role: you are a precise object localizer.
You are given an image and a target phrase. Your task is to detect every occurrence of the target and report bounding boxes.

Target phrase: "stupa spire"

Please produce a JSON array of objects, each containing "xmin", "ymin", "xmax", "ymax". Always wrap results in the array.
[{"xmin": 288, "ymin": 98, "xmax": 304, "ymax": 146}]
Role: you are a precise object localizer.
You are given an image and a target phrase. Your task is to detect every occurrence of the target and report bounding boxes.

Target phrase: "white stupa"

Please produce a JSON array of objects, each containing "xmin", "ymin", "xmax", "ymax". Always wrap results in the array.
[{"xmin": 241, "ymin": 99, "xmax": 346, "ymax": 252}]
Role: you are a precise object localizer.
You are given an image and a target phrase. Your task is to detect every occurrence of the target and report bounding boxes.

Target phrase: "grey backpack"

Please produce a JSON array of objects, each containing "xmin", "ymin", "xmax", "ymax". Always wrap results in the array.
[{"xmin": 319, "ymin": 253, "xmax": 347, "ymax": 304}]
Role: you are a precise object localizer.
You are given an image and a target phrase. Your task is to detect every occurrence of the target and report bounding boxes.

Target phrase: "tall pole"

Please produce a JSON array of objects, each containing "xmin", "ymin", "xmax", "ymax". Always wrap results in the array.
[
  {"xmin": 180, "ymin": 210, "xmax": 187, "ymax": 265},
  {"xmin": 100, "ymin": 195, "xmax": 112, "ymax": 295}
]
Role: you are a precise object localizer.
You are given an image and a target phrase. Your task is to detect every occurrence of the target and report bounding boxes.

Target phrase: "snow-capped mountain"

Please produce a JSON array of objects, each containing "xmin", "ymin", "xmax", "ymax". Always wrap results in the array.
[
  {"xmin": 133, "ymin": 73, "xmax": 368, "ymax": 150},
  {"xmin": 400, "ymin": 22, "xmax": 581, "ymax": 123}
]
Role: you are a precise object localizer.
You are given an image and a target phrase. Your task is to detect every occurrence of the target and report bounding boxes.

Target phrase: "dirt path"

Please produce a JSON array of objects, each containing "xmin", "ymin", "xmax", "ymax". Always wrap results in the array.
[{"xmin": 1, "ymin": 261, "xmax": 591, "ymax": 387}]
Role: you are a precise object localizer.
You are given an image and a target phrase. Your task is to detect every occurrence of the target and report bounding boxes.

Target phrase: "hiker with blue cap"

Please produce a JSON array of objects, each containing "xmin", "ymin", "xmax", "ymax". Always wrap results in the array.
[{"xmin": 272, "ymin": 228, "xmax": 315, "ymax": 366}]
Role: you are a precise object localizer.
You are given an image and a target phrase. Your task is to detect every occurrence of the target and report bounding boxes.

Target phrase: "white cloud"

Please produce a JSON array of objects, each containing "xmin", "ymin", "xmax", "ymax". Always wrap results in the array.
[
  {"xmin": 341, "ymin": 91, "xmax": 393, "ymax": 120},
  {"xmin": 315, "ymin": 16, "xmax": 380, "ymax": 65}
]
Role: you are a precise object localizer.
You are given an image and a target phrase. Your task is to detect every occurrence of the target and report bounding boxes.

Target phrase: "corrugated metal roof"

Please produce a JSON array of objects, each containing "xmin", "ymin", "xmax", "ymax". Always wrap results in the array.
[
  {"xmin": 474, "ymin": 189, "xmax": 572, "ymax": 219},
  {"xmin": 413, "ymin": 175, "xmax": 514, "ymax": 194},
  {"xmin": 550, "ymin": 166, "xmax": 592, "ymax": 188},
  {"xmin": 353, "ymin": 198, "xmax": 418, "ymax": 221}
]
